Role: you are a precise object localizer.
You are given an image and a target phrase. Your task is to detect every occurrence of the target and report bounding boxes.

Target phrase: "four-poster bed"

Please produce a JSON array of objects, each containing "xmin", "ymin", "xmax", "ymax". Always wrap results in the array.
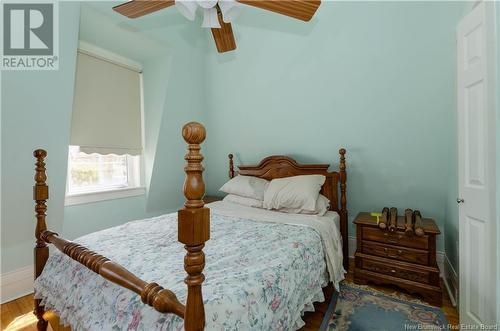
[{"xmin": 31, "ymin": 122, "xmax": 348, "ymax": 331}]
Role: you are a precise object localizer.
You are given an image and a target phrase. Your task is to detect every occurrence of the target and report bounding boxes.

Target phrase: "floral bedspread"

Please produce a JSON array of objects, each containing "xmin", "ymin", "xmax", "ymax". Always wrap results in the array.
[{"xmin": 35, "ymin": 207, "xmax": 331, "ymax": 331}]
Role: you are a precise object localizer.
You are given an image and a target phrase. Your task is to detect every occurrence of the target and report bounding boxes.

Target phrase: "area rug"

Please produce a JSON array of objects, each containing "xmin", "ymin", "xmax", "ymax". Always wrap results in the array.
[{"xmin": 319, "ymin": 283, "xmax": 448, "ymax": 330}]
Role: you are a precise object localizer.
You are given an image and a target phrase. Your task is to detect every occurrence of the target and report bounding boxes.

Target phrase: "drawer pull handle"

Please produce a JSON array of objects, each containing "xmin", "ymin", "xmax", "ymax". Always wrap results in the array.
[
  {"xmin": 390, "ymin": 269, "xmax": 396, "ymax": 273},
  {"xmin": 382, "ymin": 233, "xmax": 402, "ymax": 238},
  {"xmin": 383, "ymin": 248, "xmax": 403, "ymax": 256}
]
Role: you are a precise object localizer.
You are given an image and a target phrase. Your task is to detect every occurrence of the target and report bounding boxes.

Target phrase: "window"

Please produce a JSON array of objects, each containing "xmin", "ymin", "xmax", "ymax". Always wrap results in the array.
[
  {"xmin": 67, "ymin": 146, "xmax": 141, "ymax": 195},
  {"xmin": 65, "ymin": 42, "xmax": 144, "ymax": 206},
  {"xmin": 65, "ymin": 146, "xmax": 144, "ymax": 206}
]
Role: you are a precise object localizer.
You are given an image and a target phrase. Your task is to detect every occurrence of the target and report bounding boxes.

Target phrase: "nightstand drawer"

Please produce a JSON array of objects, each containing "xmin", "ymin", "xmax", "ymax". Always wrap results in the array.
[
  {"xmin": 362, "ymin": 241, "xmax": 429, "ymax": 265},
  {"xmin": 362, "ymin": 227, "xmax": 429, "ymax": 250},
  {"xmin": 361, "ymin": 258, "xmax": 430, "ymax": 284}
]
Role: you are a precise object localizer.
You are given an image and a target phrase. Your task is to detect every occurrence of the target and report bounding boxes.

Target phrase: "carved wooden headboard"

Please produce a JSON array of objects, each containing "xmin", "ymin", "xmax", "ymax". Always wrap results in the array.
[{"xmin": 227, "ymin": 149, "xmax": 348, "ymax": 271}]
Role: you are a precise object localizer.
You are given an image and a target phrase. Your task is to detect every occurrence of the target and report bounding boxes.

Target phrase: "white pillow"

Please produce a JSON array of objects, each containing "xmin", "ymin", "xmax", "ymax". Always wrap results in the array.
[
  {"xmin": 219, "ymin": 175, "xmax": 269, "ymax": 200},
  {"xmin": 223, "ymin": 194, "xmax": 264, "ymax": 208},
  {"xmin": 278, "ymin": 194, "xmax": 330, "ymax": 216},
  {"xmin": 263, "ymin": 175, "xmax": 326, "ymax": 213}
]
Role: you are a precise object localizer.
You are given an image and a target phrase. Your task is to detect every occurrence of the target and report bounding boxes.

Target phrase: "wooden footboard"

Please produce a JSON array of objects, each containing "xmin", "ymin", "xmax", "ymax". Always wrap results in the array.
[{"xmin": 33, "ymin": 122, "xmax": 209, "ymax": 331}]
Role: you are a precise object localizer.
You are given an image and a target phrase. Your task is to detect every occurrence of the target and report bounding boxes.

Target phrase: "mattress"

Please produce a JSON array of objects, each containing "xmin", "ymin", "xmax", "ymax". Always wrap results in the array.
[{"xmin": 34, "ymin": 201, "xmax": 345, "ymax": 331}]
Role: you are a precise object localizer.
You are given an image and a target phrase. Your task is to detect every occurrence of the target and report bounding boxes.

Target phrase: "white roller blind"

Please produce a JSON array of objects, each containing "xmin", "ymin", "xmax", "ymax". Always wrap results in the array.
[{"xmin": 70, "ymin": 51, "xmax": 142, "ymax": 155}]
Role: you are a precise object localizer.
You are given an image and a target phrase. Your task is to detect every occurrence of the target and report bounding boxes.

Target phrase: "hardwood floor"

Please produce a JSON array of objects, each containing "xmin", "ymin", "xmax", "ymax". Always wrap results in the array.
[
  {"xmin": 1, "ymin": 294, "xmax": 37, "ymax": 331},
  {"xmin": 1, "ymin": 260, "xmax": 458, "ymax": 331}
]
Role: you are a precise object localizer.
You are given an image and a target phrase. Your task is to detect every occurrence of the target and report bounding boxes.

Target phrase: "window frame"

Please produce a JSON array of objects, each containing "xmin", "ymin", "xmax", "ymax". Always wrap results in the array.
[{"xmin": 65, "ymin": 42, "xmax": 145, "ymax": 206}]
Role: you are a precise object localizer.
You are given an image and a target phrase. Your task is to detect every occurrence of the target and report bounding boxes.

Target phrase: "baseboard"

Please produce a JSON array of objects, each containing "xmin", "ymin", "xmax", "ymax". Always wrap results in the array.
[
  {"xmin": 0, "ymin": 265, "xmax": 34, "ymax": 304},
  {"xmin": 443, "ymin": 255, "xmax": 459, "ymax": 307}
]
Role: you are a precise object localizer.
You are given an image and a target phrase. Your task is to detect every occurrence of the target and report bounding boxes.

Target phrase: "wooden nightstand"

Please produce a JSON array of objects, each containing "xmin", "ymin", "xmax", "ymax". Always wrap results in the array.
[
  {"xmin": 203, "ymin": 195, "xmax": 224, "ymax": 204},
  {"xmin": 353, "ymin": 212, "xmax": 442, "ymax": 306}
]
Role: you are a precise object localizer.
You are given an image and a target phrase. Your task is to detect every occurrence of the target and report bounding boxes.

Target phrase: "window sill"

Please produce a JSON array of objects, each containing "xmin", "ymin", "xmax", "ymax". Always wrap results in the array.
[{"xmin": 65, "ymin": 187, "xmax": 146, "ymax": 206}]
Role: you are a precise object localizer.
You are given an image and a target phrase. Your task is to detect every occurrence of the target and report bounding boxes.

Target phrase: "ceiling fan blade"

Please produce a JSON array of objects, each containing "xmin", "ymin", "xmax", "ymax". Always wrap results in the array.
[
  {"xmin": 211, "ymin": 12, "xmax": 237, "ymax": 53},
  {"xmin": 237, "ymin": 0, "xmax": 320, "ymax": 21},
  {"xmin": 113, "ymin": 0, "xmax": 175, "ymax": 18}
]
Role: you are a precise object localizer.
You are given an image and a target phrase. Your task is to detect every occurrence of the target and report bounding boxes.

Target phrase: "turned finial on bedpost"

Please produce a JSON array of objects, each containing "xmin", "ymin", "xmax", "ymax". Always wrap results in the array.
[
  {"xmin": 228, "ymin": 154, "xmax": 235, "ymax": 179},
  {"xmin": 338, "ymin": 148, "xmax": 348, "ymax": 271},
  {"xmin": 33, "ymin": 149, "xmax": 49, "ymax": 331},
  {"xmin": 178, "ymin": 122, "xmax": 209, "ymax": 331}
]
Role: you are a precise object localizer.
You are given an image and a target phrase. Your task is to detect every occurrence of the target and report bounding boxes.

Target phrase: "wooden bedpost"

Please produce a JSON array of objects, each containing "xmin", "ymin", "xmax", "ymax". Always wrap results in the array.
[
  {"xmin": 228, "ymin": 154, "xmax": 235, "ymax": 179},
  {"xmin": 178, "ymin": 122, "xmax": 210, "ymax": 331},
  {"xmin": 339, "ymin": 148, "xmax": 348, "ymax": 271},
  {"xmin": 33, "ymin": 149, "xmax": 49, "ymax": 331}
]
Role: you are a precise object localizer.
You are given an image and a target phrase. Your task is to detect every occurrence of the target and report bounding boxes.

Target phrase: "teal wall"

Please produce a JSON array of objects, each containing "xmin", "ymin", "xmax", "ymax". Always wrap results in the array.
[
  {"xmin": 1, "ymin": 3, "xmax": 207, "ymax": 272},
  {"xmin": 203, "ymin": 1, "xmax": 464, "ymax": 254},
  {"xmin": 1, "ymin": 3, "xmax": 81, "ymax": 272}
]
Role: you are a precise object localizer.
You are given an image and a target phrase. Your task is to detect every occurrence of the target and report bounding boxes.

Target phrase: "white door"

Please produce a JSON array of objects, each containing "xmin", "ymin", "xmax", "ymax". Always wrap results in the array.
[{"xmin": 457, "ymin": 1, "xmax": 497, "ymax": 326}]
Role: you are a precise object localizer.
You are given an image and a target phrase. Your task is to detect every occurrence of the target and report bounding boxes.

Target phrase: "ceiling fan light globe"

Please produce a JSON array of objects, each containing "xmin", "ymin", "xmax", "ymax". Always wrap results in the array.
[
  {"xmin": 197, "ymin": 0, "xmax": 218, "ymax": 9},
  {"xmin": 201, "ymin": 7, "xmax": 221, "ymax": 28},
  {"xmin": 175, "ymin": 0, "xmax": 198, "ymax": 21},
  {"xmin": 218, "ymin": 0, "xmax": 241, "ymax": 22}
]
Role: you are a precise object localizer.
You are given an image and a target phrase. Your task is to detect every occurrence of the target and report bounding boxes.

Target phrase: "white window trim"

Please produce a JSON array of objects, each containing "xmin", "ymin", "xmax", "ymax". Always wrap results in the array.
[
  {"xmin": 77, "ymin": 41, "xmax": 143, "ymax": 73},
  {"xmin": 65, "ymin": 42, "xmax": 146, "ymax": 206},
  {"xmin": 65, "ymin": 186, "xmax": 146, "ymax": 206}
]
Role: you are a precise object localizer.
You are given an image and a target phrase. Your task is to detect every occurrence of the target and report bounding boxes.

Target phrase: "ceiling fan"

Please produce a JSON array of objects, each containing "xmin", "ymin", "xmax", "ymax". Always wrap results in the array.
[{"xmin": 113, "ymin": 0, "xmax": 321, "ymax": 53}]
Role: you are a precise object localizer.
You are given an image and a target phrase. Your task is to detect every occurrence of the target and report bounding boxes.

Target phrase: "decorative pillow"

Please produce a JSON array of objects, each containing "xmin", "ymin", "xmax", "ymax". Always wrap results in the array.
[
  {"xmin": 278, "ymin": 194, "xmax": 330, "ymax": 216},
  {"xmin": 263, "ymin": 175, "xmax": 326, "ymax": 213},
  {"xmin": 219, "ymin": 175, "xmax": 269, "ymax": 200},
  {"xmin": 223, "ymin": 194, "xmax": 264, "ymax": 208}
]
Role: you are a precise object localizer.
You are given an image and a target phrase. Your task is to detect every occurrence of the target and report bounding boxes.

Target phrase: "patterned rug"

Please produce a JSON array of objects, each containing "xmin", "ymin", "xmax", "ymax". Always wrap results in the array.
[{"xmin": 319, "ymin": 283, "xmax": 448, "ymax": 330}]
